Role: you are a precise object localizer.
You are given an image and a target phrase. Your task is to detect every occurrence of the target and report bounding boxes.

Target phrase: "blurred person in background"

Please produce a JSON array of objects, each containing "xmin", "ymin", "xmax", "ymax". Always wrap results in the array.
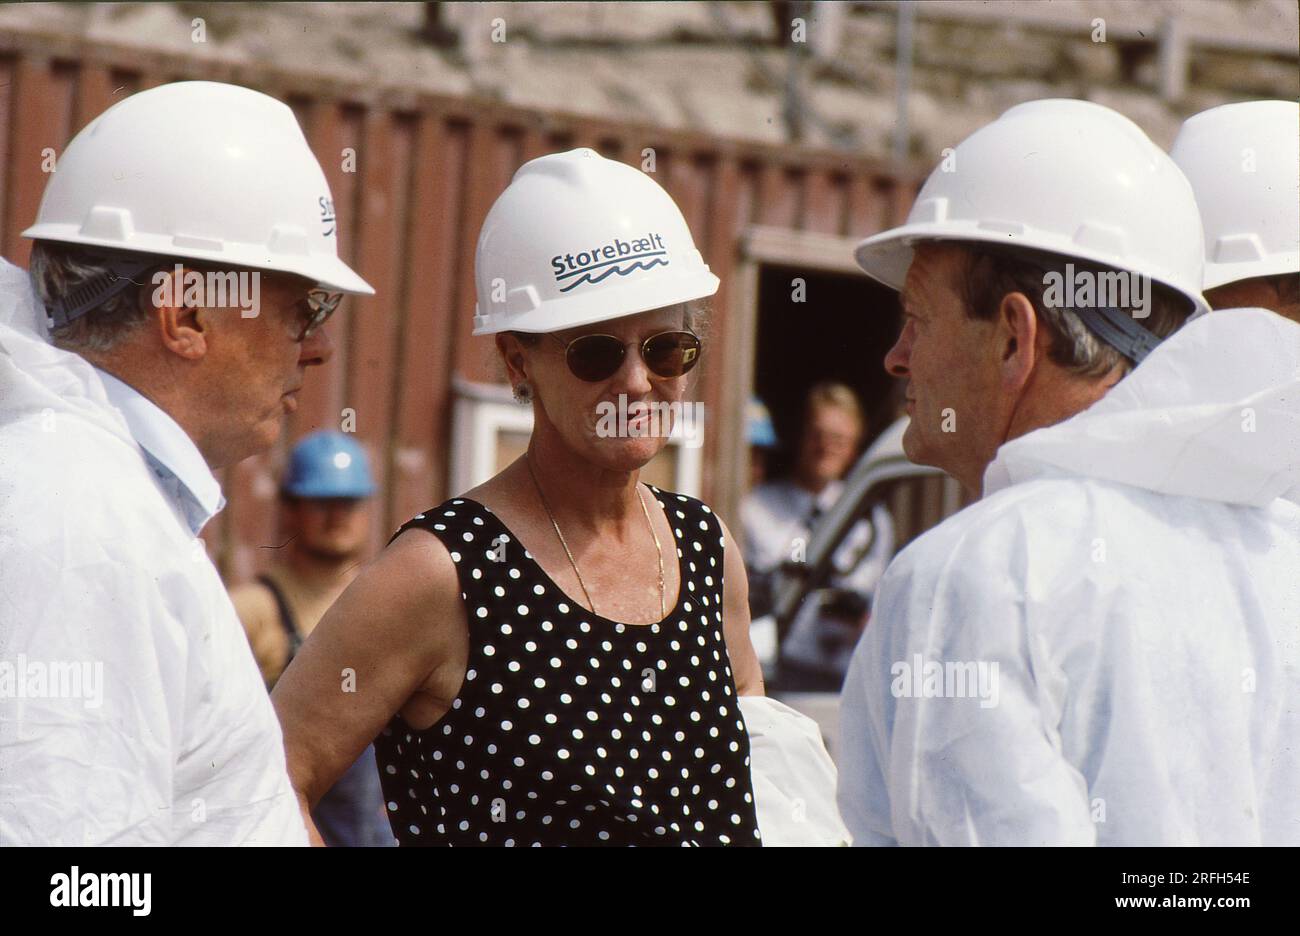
[
  {"xmin": 746, "ymin": 395, "xmax": 778, "ymax": 490},
  {"xmin": 742, "ymin": 382, "xmax": 894, "ymax": 692},
  {"xmin": 1171, "ymin": 100, "xmax": 1299, "ymax": 322},
  {"xmin": 230, "ymin": 431, "xmax": 393, "ymax": 847},
  {"xmin": 740, "ymin": 394, "xmax": 780, "ymax": 622},
  {"xmin": 0, "ymin": 81, "xmax": 371, "ymax": 845}
]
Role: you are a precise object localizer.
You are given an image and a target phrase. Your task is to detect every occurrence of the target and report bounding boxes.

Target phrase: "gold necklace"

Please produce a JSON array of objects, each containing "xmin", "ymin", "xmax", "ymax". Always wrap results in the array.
[{"xmin": 525, "ymin": 454, "xmax": 666, "ymax": 620}]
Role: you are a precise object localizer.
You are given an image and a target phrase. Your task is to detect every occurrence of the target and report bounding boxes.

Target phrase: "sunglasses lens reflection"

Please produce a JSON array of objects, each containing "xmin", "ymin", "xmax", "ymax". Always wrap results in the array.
[{"xmin": 643, "ymin": 331, "xmax": 701, "ymax": 378}]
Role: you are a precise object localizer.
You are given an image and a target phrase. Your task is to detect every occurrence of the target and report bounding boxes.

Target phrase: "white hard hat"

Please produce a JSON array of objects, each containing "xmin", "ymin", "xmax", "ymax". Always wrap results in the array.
[
  {"xmin": 23, "ymin": 80, "xmax": 372, "ymax": 296},
  {"xmin": 855, "ymin": 99, "xmax": 1210, "ymax": 319},
  {"xmin": 1170, "ymin": 100, "xmax": 1300, "ymax": 290},
  {"xmin": 472, "ymin": 148, "xmax": 718, "ymax": 335}
]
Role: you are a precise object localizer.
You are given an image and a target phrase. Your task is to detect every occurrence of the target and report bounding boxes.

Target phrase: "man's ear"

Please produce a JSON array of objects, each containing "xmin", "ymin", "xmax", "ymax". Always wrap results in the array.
[
  {"xmin": 154, "ymin": 266, "xmax": 208, "ymax": 361},
  {"xmin": 996, "ymin": 290, "xmax": 1038, "ymax": 394}
]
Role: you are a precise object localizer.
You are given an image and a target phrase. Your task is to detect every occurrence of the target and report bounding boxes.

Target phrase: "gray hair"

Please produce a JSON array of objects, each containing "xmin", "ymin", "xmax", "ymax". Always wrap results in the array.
[
  {"xmin": 957, "ymin": 245, "xmax": 1193, "ymax": 379},
  {"xmin": 28, "ymin": 241, "xmax": 155, "ymax": 353}
]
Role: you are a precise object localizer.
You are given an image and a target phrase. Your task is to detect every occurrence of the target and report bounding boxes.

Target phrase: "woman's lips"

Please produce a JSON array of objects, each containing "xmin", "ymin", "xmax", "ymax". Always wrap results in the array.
[{"xmin": 625, "ymin": 401, "xmax": 652, "ymax": 430}]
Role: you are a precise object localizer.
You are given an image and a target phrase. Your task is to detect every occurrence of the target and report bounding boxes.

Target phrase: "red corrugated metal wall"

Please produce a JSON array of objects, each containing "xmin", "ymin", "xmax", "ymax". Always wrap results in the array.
[{"xmin": 0, "ymin": 33, "xmax": 921, "ymax": 583}]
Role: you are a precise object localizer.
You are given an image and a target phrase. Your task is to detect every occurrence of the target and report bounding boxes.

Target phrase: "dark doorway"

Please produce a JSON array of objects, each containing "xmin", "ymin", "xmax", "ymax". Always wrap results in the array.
[{"xmin": 752, "ymin": 263, "xmax": 902, "ymax": 478}]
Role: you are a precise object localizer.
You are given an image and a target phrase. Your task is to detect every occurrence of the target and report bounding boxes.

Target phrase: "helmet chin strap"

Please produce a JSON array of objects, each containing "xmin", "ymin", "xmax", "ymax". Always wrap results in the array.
[
  {"xmin": 45, "ymin": 251, "xmax": 160, "ymax": 330},
  {"xmin": 1072, "ymin": 305, "xmax": 1164, "ymax": 365}
]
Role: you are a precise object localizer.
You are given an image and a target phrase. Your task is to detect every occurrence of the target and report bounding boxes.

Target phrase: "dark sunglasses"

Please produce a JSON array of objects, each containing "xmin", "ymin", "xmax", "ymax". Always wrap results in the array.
[
  {"xmin": 293, "ymin": 289, "xmax": 343, "ymax": 341},
  {"xmin": 550, "ymin": 329, "xmax": 702, "ymax": 382}
]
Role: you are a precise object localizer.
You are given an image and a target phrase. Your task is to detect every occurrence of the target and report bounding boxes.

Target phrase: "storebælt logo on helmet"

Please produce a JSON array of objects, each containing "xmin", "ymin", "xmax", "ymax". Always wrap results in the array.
[
  {"xmin": 319, "ymin": 196, "xmax": 336, "ymax": 237},
  {"xmin": 549, "ymin": 232, "xmax": 669, "ymax": 293}
]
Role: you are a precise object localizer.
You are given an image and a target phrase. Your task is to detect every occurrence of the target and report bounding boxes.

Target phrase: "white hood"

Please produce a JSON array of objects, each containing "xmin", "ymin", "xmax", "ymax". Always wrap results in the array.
[
  {"xmin": 985, "ymin": 308, "xmax": 1300, "ymax": 508},
  {"xmin": 0, "ymin": 257, "xmax": 135, "ymax": 449},
  {"xmin": 0, "ymin": 255, "xmax": 47, "ymax": 338}
]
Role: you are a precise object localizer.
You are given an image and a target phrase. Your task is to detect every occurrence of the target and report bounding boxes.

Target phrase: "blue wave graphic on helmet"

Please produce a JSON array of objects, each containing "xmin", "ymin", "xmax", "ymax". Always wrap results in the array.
[
  {"xmin": 558, "ymin": 257, "xmax": 669, "ymax": 292},
  {"xmin": 551, "ymin": 232, "xmax": 670, "ymax": 292}
]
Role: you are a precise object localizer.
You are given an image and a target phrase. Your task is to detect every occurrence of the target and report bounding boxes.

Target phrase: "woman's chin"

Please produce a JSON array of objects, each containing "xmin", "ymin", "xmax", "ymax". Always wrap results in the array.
[{"xmin": 588, "ymin": 436, "xmax": 667, "ymax": 471}]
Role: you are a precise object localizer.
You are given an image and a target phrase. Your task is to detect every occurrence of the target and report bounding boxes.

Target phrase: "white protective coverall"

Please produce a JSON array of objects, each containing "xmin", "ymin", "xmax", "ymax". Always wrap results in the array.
[
  {"xmin": 0, "ymin": 258, "xmax": 307, "ymax": 845},
  {"xmin": 838, "ymin": 308, "xmax": 1300, "ymax": 846},
  {"xmin": 740, "ymin": 695, "xmax": 849, "ymax": 845}
]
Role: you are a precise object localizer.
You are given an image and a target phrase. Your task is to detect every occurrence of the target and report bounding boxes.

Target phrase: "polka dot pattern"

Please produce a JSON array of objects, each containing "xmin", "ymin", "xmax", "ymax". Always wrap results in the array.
[{"xmin": 374, "ymin": 488, "xmax": 761, "ymax": 847}]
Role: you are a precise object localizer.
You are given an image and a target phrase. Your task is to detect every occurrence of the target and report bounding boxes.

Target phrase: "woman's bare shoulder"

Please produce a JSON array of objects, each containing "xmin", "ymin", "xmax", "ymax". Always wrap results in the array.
[{"xmin": 381, "ymin": 521, "xmax": 461, "ymax": 596}]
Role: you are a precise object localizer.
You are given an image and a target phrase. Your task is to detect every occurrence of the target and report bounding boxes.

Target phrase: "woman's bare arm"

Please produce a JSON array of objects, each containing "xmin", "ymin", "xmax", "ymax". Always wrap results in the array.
[
  {"xmin": 271, "ymin": 528, "xmax": 467, "ymax": 811},
  {"xmin": 719, "ymin": 517, "xmax": 766, "ymax": 697}
]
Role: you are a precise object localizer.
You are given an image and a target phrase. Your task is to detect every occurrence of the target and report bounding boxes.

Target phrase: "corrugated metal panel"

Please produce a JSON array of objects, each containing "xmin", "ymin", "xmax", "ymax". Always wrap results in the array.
[{"xmin": 0, "ymin": 35, "xmax": 925, "ymax": 584}]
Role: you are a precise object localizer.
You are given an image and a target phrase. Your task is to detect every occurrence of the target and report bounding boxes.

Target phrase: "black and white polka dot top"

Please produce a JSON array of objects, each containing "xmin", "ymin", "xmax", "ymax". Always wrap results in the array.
[{"xmin": 373, "ymin": 486, "xmax": 762, "ymax": 847}]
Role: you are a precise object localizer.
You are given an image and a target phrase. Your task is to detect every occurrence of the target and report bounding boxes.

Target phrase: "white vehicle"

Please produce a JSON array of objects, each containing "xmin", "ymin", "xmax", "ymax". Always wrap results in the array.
[{"xmin": 751, "ymin": 416, "xmax": 945, "ymax": 754}]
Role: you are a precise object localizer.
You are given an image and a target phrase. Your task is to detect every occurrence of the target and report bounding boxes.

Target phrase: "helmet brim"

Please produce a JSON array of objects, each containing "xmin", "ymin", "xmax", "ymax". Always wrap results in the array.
[
  {"xmin": 854, "ymin": 222, "xmax": 1211, "ymax": 317},
  {"xmin": 22, "ymin": 226, "xmax": 375, "ymax": 296},
  {"xmin": 1202, "ymin": 254, "xmax": 1300, "ymax": 292}
]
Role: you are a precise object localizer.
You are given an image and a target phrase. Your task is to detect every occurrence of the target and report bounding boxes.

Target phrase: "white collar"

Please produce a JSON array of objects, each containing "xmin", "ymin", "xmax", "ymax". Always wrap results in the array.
[{"xmin": 94, "ymin": 367, "xmax": 226, "ymax": 534}]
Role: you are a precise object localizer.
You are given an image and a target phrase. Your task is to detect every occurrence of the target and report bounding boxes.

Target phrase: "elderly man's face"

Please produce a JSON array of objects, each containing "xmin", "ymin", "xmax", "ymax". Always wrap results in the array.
[
  {"xmin": 884, "ymin": 244, "xmax": 1006, "ymax": 487},
  {"xmin": 201, "ymin": 273, "xmax": 334, "ymax": 465}
]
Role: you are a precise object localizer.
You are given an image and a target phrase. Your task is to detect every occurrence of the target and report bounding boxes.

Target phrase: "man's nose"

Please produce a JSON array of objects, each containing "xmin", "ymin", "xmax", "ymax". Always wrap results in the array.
[
  {"xmin": 884, "ymin": 323, "xmax": 911, "ymax": 378},
  {"xmin": 300, "ymin": 324, "xmax": 334, "ymax": 367}
]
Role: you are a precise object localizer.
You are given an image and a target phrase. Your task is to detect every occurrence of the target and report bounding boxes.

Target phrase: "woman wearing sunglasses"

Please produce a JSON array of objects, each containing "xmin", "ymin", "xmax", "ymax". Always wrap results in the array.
[{"xmin": 273, "ymin": 149, "xmax": 764, "ymax": 846}]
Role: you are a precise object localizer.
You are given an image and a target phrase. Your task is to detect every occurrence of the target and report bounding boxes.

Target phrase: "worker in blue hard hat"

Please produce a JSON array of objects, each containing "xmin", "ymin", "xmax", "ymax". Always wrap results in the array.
[
  {"xmin": 233, "ymin": 431, "xmax": 376, "ymax": 686},
  {"xmin": 746, "ymin": 395, "xmax": 778, "ymax": 489},
  {"xmin": 229, "ymin": 430, "xmax": 391, "ymax": 846}
]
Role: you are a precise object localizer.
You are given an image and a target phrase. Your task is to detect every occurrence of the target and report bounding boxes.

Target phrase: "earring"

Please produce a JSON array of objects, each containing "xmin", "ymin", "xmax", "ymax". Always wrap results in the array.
[{"xmin": 513, "ymin": 381, "xmax": 533, "ymax": 404}]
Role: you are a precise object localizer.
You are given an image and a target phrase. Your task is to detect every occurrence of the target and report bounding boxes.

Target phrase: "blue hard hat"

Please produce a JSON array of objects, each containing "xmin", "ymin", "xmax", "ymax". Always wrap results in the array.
[
  {"xmin": 747, "ymin": 397, "xmax": 777, "ymax": 449},
  {"xmin": 282, "ymin": 431, "xmax": 377, "ymax": 499}
]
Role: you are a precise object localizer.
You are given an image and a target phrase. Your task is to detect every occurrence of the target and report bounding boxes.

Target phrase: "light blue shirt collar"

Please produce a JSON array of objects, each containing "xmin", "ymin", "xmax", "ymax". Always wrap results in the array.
[{"xmin": 94, "ymin": 368, "xmax": 227, "ymax": 535}]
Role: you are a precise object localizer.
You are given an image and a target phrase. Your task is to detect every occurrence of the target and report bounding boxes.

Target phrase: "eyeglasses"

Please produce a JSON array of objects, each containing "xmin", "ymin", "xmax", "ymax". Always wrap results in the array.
[
  {"xmin": 293, "ymin": 289, "xmax": 343, "ymax": 341},
  {"xmin": 550, "ymin": 330, "xmax": 702, "ymax": 382}
]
